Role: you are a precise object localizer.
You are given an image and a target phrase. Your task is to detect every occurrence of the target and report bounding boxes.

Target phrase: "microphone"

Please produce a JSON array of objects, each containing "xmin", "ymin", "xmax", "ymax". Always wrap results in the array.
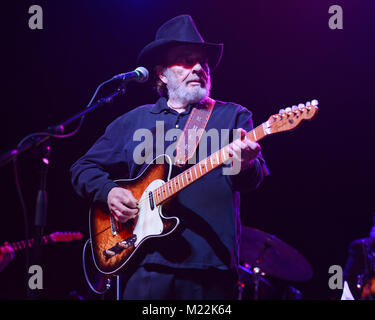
[{"xmin": 112, "ymin": 67, "xmax": 149, "ymax": 83}]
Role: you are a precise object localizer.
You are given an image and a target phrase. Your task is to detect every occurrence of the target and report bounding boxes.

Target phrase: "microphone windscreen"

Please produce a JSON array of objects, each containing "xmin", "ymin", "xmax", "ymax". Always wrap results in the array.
[{"xmin": 135, "ymin": 67, "xmax": 149, "ymax": 83}]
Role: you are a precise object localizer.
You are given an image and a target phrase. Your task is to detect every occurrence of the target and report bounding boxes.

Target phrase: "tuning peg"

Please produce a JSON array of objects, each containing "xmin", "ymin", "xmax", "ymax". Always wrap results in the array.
[{"xmin": 311, "ymin": 99, "xmax": 318, "ymax": 106}]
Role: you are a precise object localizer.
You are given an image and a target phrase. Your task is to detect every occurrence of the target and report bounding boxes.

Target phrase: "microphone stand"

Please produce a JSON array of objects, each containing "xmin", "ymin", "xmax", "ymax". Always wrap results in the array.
[{"xmin": 0, "ymin": 81, "xmax": 127, "ymax": 299}]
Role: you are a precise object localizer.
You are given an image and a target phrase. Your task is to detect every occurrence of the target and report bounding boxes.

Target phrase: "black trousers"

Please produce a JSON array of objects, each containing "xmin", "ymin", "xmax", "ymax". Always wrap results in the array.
[{"xmin": 122, "ymin": 264, "xmax": 238, "ymax": 300}]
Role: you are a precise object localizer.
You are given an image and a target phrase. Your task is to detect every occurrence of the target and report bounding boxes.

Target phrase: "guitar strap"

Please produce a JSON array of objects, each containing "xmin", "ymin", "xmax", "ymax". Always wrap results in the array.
[{"xmin": 174, "ymin": 97, "xmax": 216, "ymax": 167}]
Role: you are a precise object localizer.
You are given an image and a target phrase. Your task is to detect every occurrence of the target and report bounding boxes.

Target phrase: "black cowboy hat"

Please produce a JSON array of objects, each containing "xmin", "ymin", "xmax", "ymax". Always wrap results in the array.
[{"xmin": 137, "ymin": 15, "xmax": 223, "ymax": 71}]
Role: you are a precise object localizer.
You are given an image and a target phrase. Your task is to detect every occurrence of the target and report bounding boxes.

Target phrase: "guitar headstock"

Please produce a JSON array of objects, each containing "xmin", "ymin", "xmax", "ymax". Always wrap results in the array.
[
  {"xmin": 49, "ymin": 231, "xmax": 83, "ymax": 242},
  {"xmin": 267, "ymin": 100, "xmax": 319, "ymax": 134}
]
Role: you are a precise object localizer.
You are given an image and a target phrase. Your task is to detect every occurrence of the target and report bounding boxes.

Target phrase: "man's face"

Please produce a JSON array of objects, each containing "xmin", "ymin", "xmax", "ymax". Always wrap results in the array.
[{"xmin": 159, "ymin": 44, "xmax": 211, "ymax": 105}]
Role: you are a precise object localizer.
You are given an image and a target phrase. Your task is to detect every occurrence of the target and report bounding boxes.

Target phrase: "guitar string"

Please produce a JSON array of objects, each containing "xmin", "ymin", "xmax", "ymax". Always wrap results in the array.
[
  {"xmin": 134, "ymin": 157, "xmax": 224, "ymax": 211},
  {"xmin": 124, "ymin": 124, "xmax": 270, "ymax": 211},
  {"xmin": 112, "ymin": 111, "xmax": 313, "ymax": 214},
  {"xmin": 109, "ymin": 111, "xmax": 314, "ymax": 223},
  {"xmin": 130, "ymin": 145, "xmax": 234, "ymax": 210}
]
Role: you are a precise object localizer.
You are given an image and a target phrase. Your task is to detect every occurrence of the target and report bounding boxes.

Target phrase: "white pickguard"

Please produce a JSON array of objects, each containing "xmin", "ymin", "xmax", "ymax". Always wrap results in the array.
[{"xmin": 132, "ymin": 179, "xmax": 165, "ymax": 247}]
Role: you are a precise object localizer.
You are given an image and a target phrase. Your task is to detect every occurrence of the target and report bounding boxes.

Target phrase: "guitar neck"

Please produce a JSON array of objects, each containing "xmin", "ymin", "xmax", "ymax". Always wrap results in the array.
[
  {"xmin": 7, "ymin": 235, "xmax": 52, "ymax": 252},
  {"xmin": 153, "ymin": 122, "xmax": 269, "ymax": 206}
]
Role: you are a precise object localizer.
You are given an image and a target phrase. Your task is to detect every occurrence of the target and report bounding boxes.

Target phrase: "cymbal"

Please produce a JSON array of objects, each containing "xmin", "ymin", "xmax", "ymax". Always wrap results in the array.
[{"xmin": 239, "ymin": 226, "xmax": 313, "ymax": 282}]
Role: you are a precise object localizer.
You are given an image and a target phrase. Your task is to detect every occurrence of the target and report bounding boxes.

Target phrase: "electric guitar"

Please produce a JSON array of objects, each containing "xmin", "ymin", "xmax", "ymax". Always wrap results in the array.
[
  {"xmin": 89, "ymin": 100, "xmax": 319, "ymax": 275},
  {"xmin": 2, "ymin": 231, "xmax": 83, "ymax": 252}
]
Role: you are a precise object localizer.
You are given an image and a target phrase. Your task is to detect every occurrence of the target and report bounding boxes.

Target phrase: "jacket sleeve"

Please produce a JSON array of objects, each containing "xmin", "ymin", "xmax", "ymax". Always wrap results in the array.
[
  {"xmin": 70, "ymin": 116, "xmax": 129, "ymax": 206},
  {"xmin": 230, "ymin": 107, "xmax": 270, "ymax": 193}
]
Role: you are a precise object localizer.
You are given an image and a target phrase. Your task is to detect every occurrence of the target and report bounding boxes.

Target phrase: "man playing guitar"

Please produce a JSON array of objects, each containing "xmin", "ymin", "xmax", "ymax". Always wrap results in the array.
[{"xmin": 71, "ymin": 14, "xmax": 268, "ymax": 299}]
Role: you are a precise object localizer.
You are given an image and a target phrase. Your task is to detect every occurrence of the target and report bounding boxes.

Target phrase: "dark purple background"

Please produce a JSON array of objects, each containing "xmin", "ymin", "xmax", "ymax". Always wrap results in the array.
[{"xmin": 1, "ymin": 0, "xmax": 374, "ymax": 299}]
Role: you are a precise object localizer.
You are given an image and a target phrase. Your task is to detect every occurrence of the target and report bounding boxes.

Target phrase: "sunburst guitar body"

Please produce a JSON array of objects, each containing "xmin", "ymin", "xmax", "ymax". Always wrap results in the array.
[
  {"xmin": 89, "ymin": 155, "xmax": 179, "ymax": 274},
  {"xmin": 89, "ymin": 100, "xmax": 319, "ymax": 275}
]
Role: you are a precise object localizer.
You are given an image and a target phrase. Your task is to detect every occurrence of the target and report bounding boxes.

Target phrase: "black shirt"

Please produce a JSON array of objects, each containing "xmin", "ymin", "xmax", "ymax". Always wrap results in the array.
[{"xmin": 70, "ymin": 97, "xmax": 268, "ymax": 270}]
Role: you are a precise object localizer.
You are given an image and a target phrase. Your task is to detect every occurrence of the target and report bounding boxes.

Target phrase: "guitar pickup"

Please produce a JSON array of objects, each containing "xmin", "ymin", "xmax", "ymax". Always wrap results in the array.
[
  {"xmin": 103, "ymin": 235, "xmax": 137, "ymax": 260},
  {"xmin": 118, "ymin": 234, "xmax": 137, "ymax": 249},
  {"xmin": 149, "ymin": 191, "xmax": 154, "ymax": 210}
]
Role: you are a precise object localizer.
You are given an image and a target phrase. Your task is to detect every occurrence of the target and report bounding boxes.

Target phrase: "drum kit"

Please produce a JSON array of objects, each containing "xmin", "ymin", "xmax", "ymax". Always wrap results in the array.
[{"xmin": 238, "ymin": 226, "xmax": 314, "ymax": 300}]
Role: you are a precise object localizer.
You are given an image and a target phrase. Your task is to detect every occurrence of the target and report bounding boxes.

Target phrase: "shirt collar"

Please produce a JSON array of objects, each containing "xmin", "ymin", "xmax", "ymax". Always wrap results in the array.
[
  {"xmin": 150, "ymin": 96, "xmax": 195, "ymax": 115},
  {"xmin": 149, "ymin": 97, "xmax": 170, "ymax": 114}
]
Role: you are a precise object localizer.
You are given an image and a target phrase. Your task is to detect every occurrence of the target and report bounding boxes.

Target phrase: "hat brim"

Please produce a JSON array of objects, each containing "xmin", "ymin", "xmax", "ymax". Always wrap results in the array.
[{"xmin": 137, "ymin": 39, "xmax": 223, "ymax": 72}]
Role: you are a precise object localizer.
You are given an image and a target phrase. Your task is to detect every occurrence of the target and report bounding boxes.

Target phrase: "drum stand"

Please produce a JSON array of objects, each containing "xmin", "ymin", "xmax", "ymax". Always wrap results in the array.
[
  {"xmin": 252, "ymin": 266, "xmax": 263, "ymax": 300},
  {"xmin": 238, "ymin": 264, "xmax": 268, "ymax": 300}
]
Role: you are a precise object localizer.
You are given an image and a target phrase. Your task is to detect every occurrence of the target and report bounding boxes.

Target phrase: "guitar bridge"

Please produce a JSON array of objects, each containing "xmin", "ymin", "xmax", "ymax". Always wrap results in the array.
[{"xmin": 103, "ymin": 234, "xmax": 137, "ymax": 259}]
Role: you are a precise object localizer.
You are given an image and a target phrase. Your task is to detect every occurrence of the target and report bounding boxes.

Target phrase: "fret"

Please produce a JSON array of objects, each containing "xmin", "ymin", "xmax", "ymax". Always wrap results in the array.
[
  {"xmin": 172, "ymin": 180, "xmax": 176, "ymax": 194},
  {"xmin": 255, "ymin": 126, "xmax": 260, "ymax": 141},
  {"xmin": 158, "ymin": 188, "xmax": 161, "ymax": 203},
  {"xmin": 210, "ymin": 156, "xmax": 215, "ymax": 169},
  {"xmin": 185, "ymin": 171, "xmax": 190, "ymax": 185},
  {"xmin": 170, "ymin": 180, "xmax": 175, "ymax": 195},
  {"xmin": 200, "ymin": 162, "xmax": 204, "ymax": 174},
  {"xmin": 155, "ymin": 188, "xmax": 159, "ymax": 204},
  {"xmin": 154, "ymin": 148, "xmax": 232, "ymax": 205},
  {"xmin": 164, "ymin": 183, "xmax": 168, "ymax": 197},
  {"xmin": 159, "ymin": 188, "xmax": 162, "ymax": 202},
  {"xmin": 188, "ymin": 170, "xmax": 193, "ymax": 183},
  {"xmin": 168, "ymin": 183, "xmax": 172, "ymax": 197},
  {"xmin": 190, "ymin": 167, "xmax": 195, "ymax": 181},
  {"xmin": 174, "ymin": 178, "xmax": 179, "ymax": 192},
  {"xmin": 213, "ymin": 155, "xmax": 217, "ymax": 167},
  {"xmin": 162, "ymin": 187, "xmax": 165, "ymax": 200},
  {"xmin": 167, "ymin": 181, "xmax": 172, "ymax": 195},
  {"xmin": 165, "ymin": 184, "xmax": 170, "ymax": 197},
  {"xmin": 208, "ymin": 157, "xmax": 212, "ymax": 170},
  {"xmin": 260, "ymin": 122, "xmax": 269, "ymax": 138},
  {"xmin": 222, "ymin": 148, "xmax": 226, "ymax": 162},
  {"xmin": 164, "ymin": 183, "xmax": 169, "ymax": 200},
  {"xmin": 170, "ymin": 179, "xmax": 174, "ymax": 193},
  {"xmin": 184, "ymin": 171, "xmax": 189, "ymax": 185}
]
